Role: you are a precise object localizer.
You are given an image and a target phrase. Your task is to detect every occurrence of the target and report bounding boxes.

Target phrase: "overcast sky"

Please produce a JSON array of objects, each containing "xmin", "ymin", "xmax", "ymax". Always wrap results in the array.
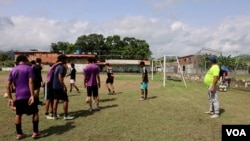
[{"xmin": 0, "ymin": 0, "xmax": 250, "ymax": 57}]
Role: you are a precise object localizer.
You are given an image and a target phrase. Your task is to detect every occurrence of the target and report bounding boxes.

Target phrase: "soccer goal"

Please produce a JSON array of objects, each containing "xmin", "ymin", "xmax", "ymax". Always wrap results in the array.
[
  {"xmin": 152, "ymin": 55, "xmax": 187, "ymax": 88},
  {"xmin": 194, "ymin": 48, "xmax": 222, "ymax": 73}
]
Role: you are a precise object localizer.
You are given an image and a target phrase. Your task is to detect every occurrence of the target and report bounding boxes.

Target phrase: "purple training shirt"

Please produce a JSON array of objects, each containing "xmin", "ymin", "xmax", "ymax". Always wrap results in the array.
[
  {"xmin": 83, "ymin": 64, "xmax": 100, "ymax": 86},
  {"xmin": 8, "ymin": 64, "xmax": 34, "ymax": 100}
]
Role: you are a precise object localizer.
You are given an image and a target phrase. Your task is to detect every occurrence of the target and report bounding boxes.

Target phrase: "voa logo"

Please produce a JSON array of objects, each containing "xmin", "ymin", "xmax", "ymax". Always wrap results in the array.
[{"xmin": 226, "ymin": 129, "xmax": 246, "ymax": 136}]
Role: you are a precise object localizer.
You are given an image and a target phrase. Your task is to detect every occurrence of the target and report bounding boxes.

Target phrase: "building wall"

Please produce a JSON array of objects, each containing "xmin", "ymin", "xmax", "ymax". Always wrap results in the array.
[
  {"xmin": 178, "ymin": 55, "xmax": 198, "ymax": 74},
  {"xmin": 14, "ymin": 52, "xmax": 59, "ymax": 64}
]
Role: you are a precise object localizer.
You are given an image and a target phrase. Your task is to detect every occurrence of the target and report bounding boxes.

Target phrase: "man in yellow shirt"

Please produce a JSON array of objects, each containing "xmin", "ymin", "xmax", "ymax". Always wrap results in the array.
[{"xmin": 204, "ymin": 56, "xmax": 220, "ymax": 118}]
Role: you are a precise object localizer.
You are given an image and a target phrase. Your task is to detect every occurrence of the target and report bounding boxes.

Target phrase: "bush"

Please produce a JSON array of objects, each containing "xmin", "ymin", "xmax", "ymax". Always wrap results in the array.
[{"xmin": 2, "ymin": 60, "xmax": 15, "ymax": 67}]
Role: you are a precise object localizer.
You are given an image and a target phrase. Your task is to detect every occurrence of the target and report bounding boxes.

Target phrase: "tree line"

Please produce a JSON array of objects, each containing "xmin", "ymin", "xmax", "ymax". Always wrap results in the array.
[
  {"xmin": 197, "ymin": 54, "xmax": 250, "ymax": 73},
  {"xmin": 50, "ymin": 33, "xmax": 152, "ymax": 61}
]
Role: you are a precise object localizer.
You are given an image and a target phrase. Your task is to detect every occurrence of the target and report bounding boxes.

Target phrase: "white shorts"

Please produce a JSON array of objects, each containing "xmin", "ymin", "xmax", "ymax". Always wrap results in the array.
[{"xmin": 70, "ymin": 79, "xmax": 75, "ymax": 84}]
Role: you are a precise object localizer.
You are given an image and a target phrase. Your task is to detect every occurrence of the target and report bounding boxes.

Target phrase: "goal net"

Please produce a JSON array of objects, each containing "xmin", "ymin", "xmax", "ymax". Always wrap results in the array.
[
  {"xmin": 194, "ymin": 48, "xmax": 222, "ymax": 74},
  {"xmin": 152, "ymin": 55, "xmax": 187, "ymax": 88}
]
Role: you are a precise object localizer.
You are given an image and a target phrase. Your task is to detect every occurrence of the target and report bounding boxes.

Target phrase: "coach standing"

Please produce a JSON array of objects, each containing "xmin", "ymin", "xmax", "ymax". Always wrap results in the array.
[{"xmin": 204, "ymin": 56, "xmax": 220, "ymax": 118}]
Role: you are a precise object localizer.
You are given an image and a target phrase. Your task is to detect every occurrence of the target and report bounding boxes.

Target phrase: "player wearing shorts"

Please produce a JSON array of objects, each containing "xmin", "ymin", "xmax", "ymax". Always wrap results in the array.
[
  {"xmin": 139, "ymin": 61, "xmax": 148, "ymax": 101},
  {"xmin": 83, "ymin": 58, "xmax": 101, "ymax": 111},
  {"xmin": 32, "ymin": 58, "xmax": 44, "ymax": 105},
  {"xmin": 46, "ymin": 55, "xmax": 74, "ymax": 120},
  {"xmin": 67, "ymin": 63, "xmax": 80, "ymax": 93},
  {"xmin": 44, "ymin": 62, "xmax": 61, "ymax": 116},
  {"xmin": 105, "ymin": 63, "xmax": 115, "ymax": 94},
  {"xmin": 6, "ymin": 55, "xmax": 45, "ymax": 139}
]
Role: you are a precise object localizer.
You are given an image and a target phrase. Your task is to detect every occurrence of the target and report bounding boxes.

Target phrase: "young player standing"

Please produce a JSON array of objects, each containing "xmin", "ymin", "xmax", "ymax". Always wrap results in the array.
[
  {"xmin": 139, "ymin": 61, "xmax": 148, "ymax": 101},
  {"xmin": 67, "ymin": 63, "xmax": 80, "ymax": 93},
  {"xmin": 83, "ymin": 58, "xmax": 101, "ymax": 111},
  {"xmin": 105, "ymin": 63, "xmax": 115, "ymax": 94},
  {"xmin": 6, "ymin": 55, "xmax": 45, "ymax": 139}
]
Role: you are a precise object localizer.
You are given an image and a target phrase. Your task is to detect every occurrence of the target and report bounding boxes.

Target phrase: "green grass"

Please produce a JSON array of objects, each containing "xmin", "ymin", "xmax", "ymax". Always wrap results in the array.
[{"xmin": 0, "ymin": 72, "xmax": 250, "ymax": 141}]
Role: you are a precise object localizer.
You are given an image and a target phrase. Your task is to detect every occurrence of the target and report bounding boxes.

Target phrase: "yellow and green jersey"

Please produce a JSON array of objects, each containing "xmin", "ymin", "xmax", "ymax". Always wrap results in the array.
[{"xmin": 204, "ymin": 64, "xmax": 220, "ymax": 86}]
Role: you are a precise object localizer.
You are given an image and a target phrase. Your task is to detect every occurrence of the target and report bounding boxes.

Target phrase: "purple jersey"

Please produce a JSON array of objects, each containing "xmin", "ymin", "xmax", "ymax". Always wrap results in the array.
[
  {"xmin": 8, "ymin": 64, "xmax": 34, "ymax": 100},
  {"xmin": 83, "ymin": 64, "xmax": 100, "ymax": 86}
]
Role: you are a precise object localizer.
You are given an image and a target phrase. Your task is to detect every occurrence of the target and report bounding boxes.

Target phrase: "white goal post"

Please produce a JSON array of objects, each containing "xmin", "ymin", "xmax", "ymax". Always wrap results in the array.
[{"xmin": 151, "ymin": 55, "xmax": 187, "ymax": 88}]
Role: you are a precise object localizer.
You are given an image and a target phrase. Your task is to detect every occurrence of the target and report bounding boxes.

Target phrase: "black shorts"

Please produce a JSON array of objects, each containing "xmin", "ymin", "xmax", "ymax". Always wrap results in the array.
[
  {"xmin": 34, "ymin": 81, "xmax": 41, "ymax": 90},
  {"xmin": 53, "ymin": 88, "xmax": 69, "ymax": 101},
  {"xmin": 87, "ymin": 85, "xmax": 98, "ymax": 97},
  {"xmin": 15, "ymin": 99, "xmax": 39, "ymax": 115},
  {"xmin": 44, "ymin": 82, "xmax": 54, "ymax": 100},
  {"xmin": 106, "ymin": 77, "xmax": 114, "ymax": 84}
]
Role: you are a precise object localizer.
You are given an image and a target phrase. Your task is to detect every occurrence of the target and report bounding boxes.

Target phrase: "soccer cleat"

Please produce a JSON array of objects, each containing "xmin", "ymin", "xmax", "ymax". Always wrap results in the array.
[
  {"xmin": 46, "ymin": 115, "xmax": 57, "ymax": 120},
  {"xmin": 89, "ymin": 107, "xmax": 93, "ymax": 112},
  {"xmin": 138, "ymin": 98, "xmax": 145, "ymax": 101},
  {"xmin": 96, "ymin": 105, "xmax": 100, "ymax": 110},
  {"xmin": 16, "ymin": 134, "xmax": 27, "ymax": 140},
  {"xmin": 32, "ymin": 132, "xmax": 47, "ymax": 139},
  {"xmin": 63, "ymin": 115, "xmax": 74, "ymax": 120},
  {"xmin": 210, "ymin": 114, "xmax": 219, "ymax": 118}
]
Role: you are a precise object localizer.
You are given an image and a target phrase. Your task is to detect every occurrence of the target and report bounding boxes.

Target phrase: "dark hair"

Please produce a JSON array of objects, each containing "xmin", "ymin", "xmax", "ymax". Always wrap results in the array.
[
  {"xmin": 30, "ymin": 60, "xmax": 36, "ymax": 65},
  {"xmin": 105, "ymin": 63, "xmax": 110, "ymax": 66},
  {"xmin": 36, "ymin": 58, "xmax": 42, "ymax": 63},
  {"xmin": 88, "ymin": 58, "xmax": 96, "ymax": 63},
  {"xmin": 71, "ymin": 63, "xmax": 75, "ymax": 67},
  {"xmin": 57, "ymin": 54, "xmax": 67, "ymax": 62},
  {"xmin": 16, "ymin": 55, "xmax": 28, "ymax": 64},
  {"xmin": 140, "ymin": 61, "xmax": 145, "ymax": 66}
]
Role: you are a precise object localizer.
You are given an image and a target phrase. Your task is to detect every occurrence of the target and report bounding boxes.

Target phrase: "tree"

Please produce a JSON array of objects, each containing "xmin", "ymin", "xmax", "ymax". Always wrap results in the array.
[
  {"xmin": 0, "ymin": 53, "xmax": 9, "ymax": 61},
  {"xmin": 51, "ymin": 33, "xmax": 152, "ymax": 60},
  {"xmin": 50, "ymin": 42, "xmax": 75, "ymax": 54}
]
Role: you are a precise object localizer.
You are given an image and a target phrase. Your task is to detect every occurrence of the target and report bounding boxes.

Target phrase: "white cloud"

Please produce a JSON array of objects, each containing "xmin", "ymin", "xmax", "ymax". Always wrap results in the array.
[{"xmin": 0, "ymin": 15, "xmax": 249, "ymax": 57}]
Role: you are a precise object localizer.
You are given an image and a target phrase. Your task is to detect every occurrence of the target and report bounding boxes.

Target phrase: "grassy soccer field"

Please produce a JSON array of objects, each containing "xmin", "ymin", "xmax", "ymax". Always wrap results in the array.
[{"xmin": 0, "ymin": 71, "xmax": 250, "ymax": 141}]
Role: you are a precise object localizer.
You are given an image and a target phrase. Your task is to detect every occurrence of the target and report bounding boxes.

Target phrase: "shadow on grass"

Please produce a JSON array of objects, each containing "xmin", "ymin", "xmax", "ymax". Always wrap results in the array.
[
  {"xmin": 69, "ymin": 109, "xmax": 94, "ymax": 118},
  {"xmin": 67, "ymin": 93, "xmax": 81, "ymax": 97},
  {"xmin": 146, "ymin": 96, "xmax": 157, "ymax": 100},
  {"xmin": 99, "ymin": 98, "xmax": 117, "ymax": 102},
  {"xmin": 220, "ymin": 108, "xmax": 225, "ymax": 115},
  {"xmin": 69, "ymin": 104, "xmax": 118, "ymax": 118},
  {"xmin": 99, "ymin": 104, "xmax": 118, "ymax": 110},
  {"xmin": 41, "ymin": 122, "xmax": 76, "ymax": 137}
]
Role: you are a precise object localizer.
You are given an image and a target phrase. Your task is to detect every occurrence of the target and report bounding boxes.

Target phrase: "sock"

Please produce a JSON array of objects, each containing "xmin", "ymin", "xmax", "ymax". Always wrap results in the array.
[
  {"xmin": 141, "ymin": 94, "xmax": 144, "ymax": 98},
  {"xmin": 16, "ymin": 123, "xmax": 23, "ymax": 134},
  {"xmin": 33, "ymin": 121, "xmax": 39, "ymax": 133}
]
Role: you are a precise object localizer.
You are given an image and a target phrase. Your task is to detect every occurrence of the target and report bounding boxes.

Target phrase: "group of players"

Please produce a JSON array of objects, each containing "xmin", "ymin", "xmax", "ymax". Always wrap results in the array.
[{"xmin": 6, "ymin": 54, "xmax": 149, "ymax": 140}]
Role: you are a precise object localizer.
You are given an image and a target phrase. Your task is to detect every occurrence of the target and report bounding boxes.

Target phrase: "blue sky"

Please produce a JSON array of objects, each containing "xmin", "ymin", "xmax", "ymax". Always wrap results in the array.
[{"xmin": 0, "ymin": 0, "xmax": 250, "ymax": 57}]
